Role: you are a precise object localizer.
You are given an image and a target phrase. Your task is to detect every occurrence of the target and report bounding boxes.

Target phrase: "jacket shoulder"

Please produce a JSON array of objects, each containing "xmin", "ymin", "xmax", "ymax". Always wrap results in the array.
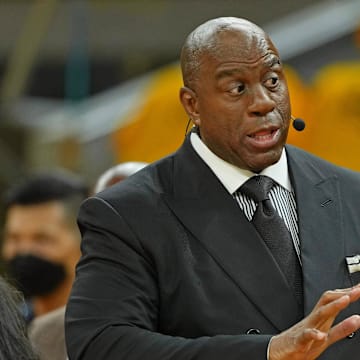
[{"xmin": 286, "ymin": 145, "xmax": 360, "ymax": 180}]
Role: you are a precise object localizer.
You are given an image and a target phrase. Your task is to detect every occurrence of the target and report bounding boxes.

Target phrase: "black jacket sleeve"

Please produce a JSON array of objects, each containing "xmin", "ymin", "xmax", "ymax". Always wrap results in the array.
[{"xmin": 65, "ymin": 197, "xmax": 271, "ymax": 360}]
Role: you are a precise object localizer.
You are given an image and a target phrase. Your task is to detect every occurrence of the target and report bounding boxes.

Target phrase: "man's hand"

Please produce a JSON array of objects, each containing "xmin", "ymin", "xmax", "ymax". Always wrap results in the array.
[{"xmin": 269, "ymin": 284, "xmax": 360, "ymax": 360}]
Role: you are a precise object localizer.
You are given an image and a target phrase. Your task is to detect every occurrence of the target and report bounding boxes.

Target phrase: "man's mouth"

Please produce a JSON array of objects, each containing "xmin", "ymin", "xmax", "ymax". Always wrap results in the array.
[
  {"xmin": 247, "ymin": 128, "xmax": 280, "ymax": 147},
  {"xmin": 250, "ymin": 129, "xmax": 276, "ymax": 140}
]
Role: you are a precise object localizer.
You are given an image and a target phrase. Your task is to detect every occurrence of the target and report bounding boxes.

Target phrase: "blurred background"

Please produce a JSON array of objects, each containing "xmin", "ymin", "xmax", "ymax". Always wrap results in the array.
[{"xmin": 0, "ymin": 0, "xmax": 359, "ymax": 193}]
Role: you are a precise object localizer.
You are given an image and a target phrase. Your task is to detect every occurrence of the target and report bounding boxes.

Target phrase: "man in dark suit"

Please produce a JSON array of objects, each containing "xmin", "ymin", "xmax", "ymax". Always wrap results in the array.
[{"xmin": 65, "ymin": 17, "xmax": 360, "ymax": 359}]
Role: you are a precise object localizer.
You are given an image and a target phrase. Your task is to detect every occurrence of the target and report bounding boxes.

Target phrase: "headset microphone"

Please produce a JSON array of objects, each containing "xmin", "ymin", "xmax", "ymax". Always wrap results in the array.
[
  {"xmin": 184, "ymin": 118, "xmax": 192, "ymax": 137},
  {"xmin": 291, "ymin": 116, "xmax": 306, "ymax": 131}
]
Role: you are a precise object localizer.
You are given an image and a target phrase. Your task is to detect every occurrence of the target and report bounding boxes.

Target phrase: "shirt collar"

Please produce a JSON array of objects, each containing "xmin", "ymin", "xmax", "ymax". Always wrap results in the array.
[{"xmin": 190, "ymin": 131, "xmax": 292, "ymax": 194}]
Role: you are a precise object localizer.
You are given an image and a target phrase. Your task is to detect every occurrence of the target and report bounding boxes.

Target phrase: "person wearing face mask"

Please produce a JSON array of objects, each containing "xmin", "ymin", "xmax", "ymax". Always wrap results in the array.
[{"xmin": 1, "ymin": 169, "xmax": 88, "ymax": 360}]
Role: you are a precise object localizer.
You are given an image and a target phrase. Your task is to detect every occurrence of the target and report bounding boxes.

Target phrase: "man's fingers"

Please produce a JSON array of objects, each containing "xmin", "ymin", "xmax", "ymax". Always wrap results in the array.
[
  {"xmin": 269, "ymin": 285, "xmax": 360, "ymax": 359},
  {"xmin": 316, "ymin": 286, "xmax": 360, "ymax": 307},
  {"xmin": 327, "ymin": 315, "xmax": 360, "ymax": 346},
  {"xmin": 309, "ymin": 294, "xmax": 351, "ymax": 329}
]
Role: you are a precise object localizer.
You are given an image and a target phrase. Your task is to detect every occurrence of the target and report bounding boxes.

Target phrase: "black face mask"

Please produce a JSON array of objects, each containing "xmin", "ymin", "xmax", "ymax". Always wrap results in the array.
[{"xmin": 6, "ymin": 254, "xmax": 66, "ymax": 298}]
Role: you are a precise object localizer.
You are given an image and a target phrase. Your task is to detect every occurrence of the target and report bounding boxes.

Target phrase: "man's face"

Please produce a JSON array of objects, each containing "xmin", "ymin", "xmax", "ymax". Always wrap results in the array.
[
  {"xmin": 182, "ymin": 26, "xmax": 291, "ymax": 172},
  {"xmin": 2, "ymin": 201, "xmax": 81, "ymax": 278}
]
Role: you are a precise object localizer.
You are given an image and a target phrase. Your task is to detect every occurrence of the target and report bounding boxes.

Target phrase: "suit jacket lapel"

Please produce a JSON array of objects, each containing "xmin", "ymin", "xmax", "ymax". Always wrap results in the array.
[
  {"xmin": 163, "ymin": 137, "xmax": 302, "ymax": 331},
  {"xmin": 286, "ymin": 146, "xmax": 344, "ymax": 313}
]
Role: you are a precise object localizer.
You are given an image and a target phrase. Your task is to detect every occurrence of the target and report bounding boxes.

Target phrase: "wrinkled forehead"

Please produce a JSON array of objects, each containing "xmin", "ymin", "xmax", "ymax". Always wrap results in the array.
[
  {"xmin": 181, "ymin": 18, "xmax": 280, "ymax": 87},
  {"xmin": 206, "ymin": 24, "xmax": 278, "ymax": 64}
]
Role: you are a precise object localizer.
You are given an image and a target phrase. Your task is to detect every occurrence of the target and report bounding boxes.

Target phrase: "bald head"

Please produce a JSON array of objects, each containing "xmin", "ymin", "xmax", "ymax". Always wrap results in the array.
[{"xmin": 180, "ymin": 17, "xmax": 273, "ymax": 89}]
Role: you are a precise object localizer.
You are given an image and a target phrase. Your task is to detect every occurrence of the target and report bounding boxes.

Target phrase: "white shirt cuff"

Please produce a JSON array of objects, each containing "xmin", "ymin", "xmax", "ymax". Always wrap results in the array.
[{"xmin": 267, "ymin": 336, "xmax": 274, "ymax": 360}]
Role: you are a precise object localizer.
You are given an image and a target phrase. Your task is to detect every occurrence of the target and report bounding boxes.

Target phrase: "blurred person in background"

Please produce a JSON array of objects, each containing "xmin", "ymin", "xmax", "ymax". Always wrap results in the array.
[
  {"xmin": 93, "ymin": 161, "xmax": 148, "ymax": 194},
  {"xmin": 0, "ymin": 275, "xmax": 38, "ymax": 360},
  {"xmin": 28, "ymin": 305, "xmax": 68, "ymax": 360},
  {"xmin": 2, "ymin": 169, "xmax": 89, "ymax": 322},
  {"xmin": 24, "ymin": 163, "xmax": 146, "ymax": 360},
  {"xmin": 1, "ymin": 169, "xmax": 88, "ymax": 360}
]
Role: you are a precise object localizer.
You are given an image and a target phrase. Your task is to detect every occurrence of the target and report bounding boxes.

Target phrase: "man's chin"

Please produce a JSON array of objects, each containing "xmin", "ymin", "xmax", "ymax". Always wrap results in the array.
[{"xmin": 246, "ymin": 148, "xmax": 283, "ymax": 173}]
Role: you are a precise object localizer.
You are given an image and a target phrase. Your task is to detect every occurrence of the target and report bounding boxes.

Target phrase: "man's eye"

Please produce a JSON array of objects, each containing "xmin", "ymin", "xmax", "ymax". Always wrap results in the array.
[
  {"xmin": 265, "ymin": 76, "xmax": 279, "ymax": 88},
  {"xmin": 229, "ymin": 84, "xmax": 245, "ymax": 94}
]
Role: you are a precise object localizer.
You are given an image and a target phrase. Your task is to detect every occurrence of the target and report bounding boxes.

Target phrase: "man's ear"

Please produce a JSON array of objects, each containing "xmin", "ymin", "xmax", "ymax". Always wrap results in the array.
[{"xmin": 179, "ymin": 86, "xmax": 201, "ymax": 126}]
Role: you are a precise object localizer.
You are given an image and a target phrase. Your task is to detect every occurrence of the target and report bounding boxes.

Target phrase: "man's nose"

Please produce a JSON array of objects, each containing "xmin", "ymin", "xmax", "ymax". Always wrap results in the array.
[
  {"xmin": 15, "ymin": 240, "xmax": 37, "ymax": 255},
  {"xmin": 247, "ymin": 85, "xmax": 275, "ymax": 117}
]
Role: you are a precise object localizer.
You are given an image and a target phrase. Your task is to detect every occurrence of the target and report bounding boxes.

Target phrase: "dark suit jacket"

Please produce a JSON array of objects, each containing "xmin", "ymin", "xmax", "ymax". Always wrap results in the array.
[{"xmin": 65, "ymin": 136, "xmax": 360, "ymax": 359}]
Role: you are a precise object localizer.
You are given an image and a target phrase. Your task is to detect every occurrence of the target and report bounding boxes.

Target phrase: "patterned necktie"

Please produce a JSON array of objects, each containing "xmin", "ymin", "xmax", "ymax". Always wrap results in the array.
[{"xmin": 240, "ymin": 175, "xmax": 303, "ymax": 309}]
